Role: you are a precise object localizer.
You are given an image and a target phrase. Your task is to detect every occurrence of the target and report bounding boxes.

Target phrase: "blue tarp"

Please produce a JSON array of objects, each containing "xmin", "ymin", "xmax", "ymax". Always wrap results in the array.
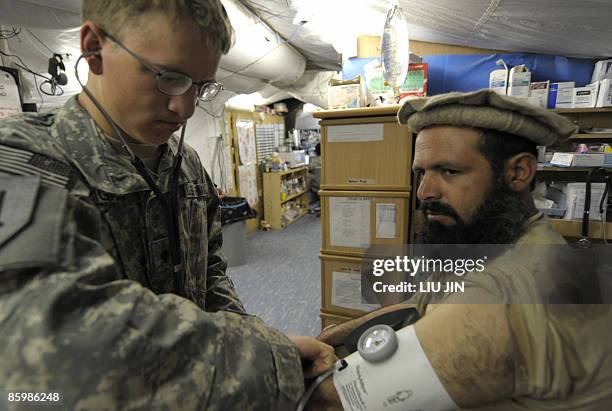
[{"xmin": 342, "ymin": 54, "xmax": 597, "ymax": 96}]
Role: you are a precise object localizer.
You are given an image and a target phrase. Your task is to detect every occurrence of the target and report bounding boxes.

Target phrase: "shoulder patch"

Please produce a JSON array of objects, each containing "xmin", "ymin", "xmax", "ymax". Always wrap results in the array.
[
  {"xmin": 0, "ymin": 175, "xmax": 40, "ymax": 248},
  {"xmin": 0, "ymin": 143, "xmax": 76, "ymax": 189},
  {"xmin": 0, "ymin": 175, "xmax": 68, "ymax": 270}
]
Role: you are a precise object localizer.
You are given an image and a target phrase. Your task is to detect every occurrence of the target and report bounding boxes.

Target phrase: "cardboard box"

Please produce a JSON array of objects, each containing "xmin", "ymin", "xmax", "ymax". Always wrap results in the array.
[
  {"xmin": 399, "ymin": 63, "xmax": 428, "ymax": 98},
  {"xmin": 328, "ymin": 76, "xmax": 366, "ymax": 110},
  {"xmin": 529, "ymin": 81, "xmax": 550, "ymax": 108},
  {"xmin": 573, "ymin": 83, "xmax": 599, "ymax": 108},
  {"xmin": 596, "ymin": 79, "xmax": 612, "ymax": 107},
  {"xmin": 591, "ymin": 59, "xmax": 612, "ymax": 83},
  {"xmin": 363, "ymin": 60, "xmax": 395, "ymax": 105},
  {"xmin": 489, "ymin": 68, "xmax": 508, "ymax": 95},
  {"xmin": 572, "ymin": 153, "xmax": 605, "ymax": 167},
  {"xmin": 508, "ymin": 65, "xmax": 531, "ymax": 98},
  {"xmin": 548, "ymin": 82, "xmax": 575, "ymax": 108}
]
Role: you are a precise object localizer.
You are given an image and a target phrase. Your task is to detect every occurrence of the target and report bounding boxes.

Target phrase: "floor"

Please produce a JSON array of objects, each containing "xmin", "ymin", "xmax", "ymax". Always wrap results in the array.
[{"xmin": 227, "ymin": 213, "xmax": 322, "ymax": 337}]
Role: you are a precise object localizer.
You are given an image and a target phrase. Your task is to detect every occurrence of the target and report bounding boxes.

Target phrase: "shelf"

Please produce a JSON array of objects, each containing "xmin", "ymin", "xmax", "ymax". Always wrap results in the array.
[
  {"xmin": 281, "ymin": 208, "xmax": 308, "ymax": 228},
  {"xmin": 265, "ymin": 166, "xmax": 308, "ymax": 176},
  {"xmin": 569, "ymin": 133, "xmax": 612, "ymax": 140},
  {"xmin": 313, "ymin": 105, "xmax": 401, "ymax": 119},
  {"xmin": 537, "ymin": 166, "xmax": 608, "ymax": 172},
  {"xmin": 550, "ymin": 219, "xmax": 612, "ymax": 240},
  {"xmin": 281, "ymin": 190, "xmax": 307, "ymax": 204},
  {"xmin": 553, "ymin": 107, "xmax": 612, "ymax": 114}
]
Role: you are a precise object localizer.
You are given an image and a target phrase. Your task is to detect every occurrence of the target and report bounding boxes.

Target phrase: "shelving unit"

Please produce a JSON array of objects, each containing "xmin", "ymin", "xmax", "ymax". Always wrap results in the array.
[
  {"xmin": 263, "ymin": 166, "xmax": 309, "ymax": 230},
  {"xmin": 538, "ymin": 108, "xmax": 612, "ymax": 240}
]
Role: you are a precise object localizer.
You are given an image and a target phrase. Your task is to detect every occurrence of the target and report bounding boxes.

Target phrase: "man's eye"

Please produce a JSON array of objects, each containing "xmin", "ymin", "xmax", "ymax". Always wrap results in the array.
[{"xmin": 443, "ymin": 169, "xmax": 460, "ymax": 176}]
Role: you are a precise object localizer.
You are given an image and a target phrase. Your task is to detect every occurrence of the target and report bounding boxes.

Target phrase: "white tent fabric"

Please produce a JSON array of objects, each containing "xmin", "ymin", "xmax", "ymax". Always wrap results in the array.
[
  {"xmin": 246, "ymin": 0, "xmax": 612, "ymax": 60},
  {"xmin": 0, "ymin": 0, "xmax": 311, "ymax": 109}
]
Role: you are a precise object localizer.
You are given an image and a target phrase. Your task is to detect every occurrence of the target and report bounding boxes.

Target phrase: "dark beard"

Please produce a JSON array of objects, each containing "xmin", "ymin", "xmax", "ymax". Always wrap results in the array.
[{"xmin": 416, "ymin": 180, "xmax": 531, "ymax": 245}]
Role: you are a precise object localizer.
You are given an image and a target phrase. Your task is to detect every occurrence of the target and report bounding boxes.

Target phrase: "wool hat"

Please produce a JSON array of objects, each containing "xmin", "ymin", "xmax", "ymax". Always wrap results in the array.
[{"xmin": 397, "ymin": 89, "xmax": 578, "ymax": 145}]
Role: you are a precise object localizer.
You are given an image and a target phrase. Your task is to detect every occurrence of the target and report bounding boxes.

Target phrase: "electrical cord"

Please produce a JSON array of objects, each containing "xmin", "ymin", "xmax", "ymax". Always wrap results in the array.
[
  {"xmin": 0, "ymin": 50, "xmax": 48, "ymax": 110},
  {"xmin": 599, "ymin": 175, "xmax": 610, "ymax": 244},
  {"xmin": 13, "ymin": 62, "xmax": 64, "ymax": 96},
  {"xmin": 0, "ymin": 50, "xmax": 64, "ymax": 99}
]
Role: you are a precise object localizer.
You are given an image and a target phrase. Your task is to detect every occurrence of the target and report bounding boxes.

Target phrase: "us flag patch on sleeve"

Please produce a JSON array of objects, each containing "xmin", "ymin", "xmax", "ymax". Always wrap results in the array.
[{"xmin": 0, "ymin": 144, "xmax": 75, "ymax": 189}]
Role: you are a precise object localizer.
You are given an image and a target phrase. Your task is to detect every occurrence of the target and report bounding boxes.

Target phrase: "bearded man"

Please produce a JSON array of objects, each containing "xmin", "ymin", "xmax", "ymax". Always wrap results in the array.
[{"xmin": 310, "ymin": 90, "xmax": 612, "ymax": 411}]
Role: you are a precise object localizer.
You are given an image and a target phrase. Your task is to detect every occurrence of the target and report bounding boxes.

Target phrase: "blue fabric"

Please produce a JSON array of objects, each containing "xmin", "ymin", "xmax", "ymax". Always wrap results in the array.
[{"xmin": 342, "ymin": 54, "xmax": 597, "ymax": 96}]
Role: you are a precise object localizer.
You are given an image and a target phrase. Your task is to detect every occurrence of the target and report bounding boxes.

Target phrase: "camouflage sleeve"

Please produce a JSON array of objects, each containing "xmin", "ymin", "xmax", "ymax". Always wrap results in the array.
[
  {"xmin": 0, "ymin": 178, "xmax": 304, "ymax": 410},
  {"xmin": 202, "ymin": 169, "xmax": 247, "ymax": 314}
]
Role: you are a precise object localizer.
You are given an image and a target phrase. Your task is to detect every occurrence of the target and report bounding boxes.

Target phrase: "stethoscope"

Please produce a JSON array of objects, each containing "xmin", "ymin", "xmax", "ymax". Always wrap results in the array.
[{"xmin": 75, "ymin": 51, "xmax": 187, "ymax": 296}]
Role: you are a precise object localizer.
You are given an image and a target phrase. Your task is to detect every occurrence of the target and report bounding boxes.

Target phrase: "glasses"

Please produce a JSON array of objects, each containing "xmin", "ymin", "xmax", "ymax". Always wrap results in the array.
[{"xmin": 104, "ymin": 31, "xmax": 223, "ymax": 102}]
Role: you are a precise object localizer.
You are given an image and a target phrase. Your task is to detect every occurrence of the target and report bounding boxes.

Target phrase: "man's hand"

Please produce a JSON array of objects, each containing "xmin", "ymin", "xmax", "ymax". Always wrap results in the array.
[
  {"xmin": 287, "ymin": 335, "xmax": 336, "ymax": 379},
  {"xmin": 305, "ymin": 378, "xmax": 343, "ymax": 411}
]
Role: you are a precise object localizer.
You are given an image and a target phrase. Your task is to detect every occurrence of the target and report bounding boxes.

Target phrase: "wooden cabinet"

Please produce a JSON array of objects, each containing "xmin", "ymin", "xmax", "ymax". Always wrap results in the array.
[
  {"xmin": 262, "ymin": 167, "xmax": 309, "ymax": 230},
  {"xmin": 321, "ymin": 113, "xmax": 412, "ymax": 191},
  {"xmin": 314, "ymin": 107, "xmax": 414, "ymax": 326}
]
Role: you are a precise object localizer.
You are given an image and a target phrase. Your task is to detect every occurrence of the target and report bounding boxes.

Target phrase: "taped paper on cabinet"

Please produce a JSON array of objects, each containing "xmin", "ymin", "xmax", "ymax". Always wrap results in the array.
[
  {"xmin": 329, "ymin": 197, "xmax": 371, "ymax": 248},
  {"xmin": 376, "ymin": 203, "xmax": 397, "ymax": 238},
  {"xmin": 331, "ymin": 271, "xmax": 380, "ymax": 312}
]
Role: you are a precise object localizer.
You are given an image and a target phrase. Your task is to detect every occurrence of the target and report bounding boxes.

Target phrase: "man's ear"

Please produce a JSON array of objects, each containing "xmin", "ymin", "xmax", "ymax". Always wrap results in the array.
[
  {"xmin": 504, "ymin": 152, "xmax": 537, "ymax": 192},
  {"xmin": 80, "ymin": 21, "xmax": 105, "ymax": 75}
]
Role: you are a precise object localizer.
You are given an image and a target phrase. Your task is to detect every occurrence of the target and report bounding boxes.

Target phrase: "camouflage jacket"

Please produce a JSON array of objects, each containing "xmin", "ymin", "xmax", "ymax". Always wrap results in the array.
[{"xmin": 0, "ymin": 97, "xmax": 304, "ymax": 410}]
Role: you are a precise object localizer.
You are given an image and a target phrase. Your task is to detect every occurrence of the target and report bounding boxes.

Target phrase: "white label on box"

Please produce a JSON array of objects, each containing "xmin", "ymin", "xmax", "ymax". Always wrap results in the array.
[
  {"xmin": 346, "ymin": 177, "xmax": 375, "ymax": 185},
  {"xmin": 550, "ymin": 152, "xmax": 574, "ymax": 167},
  {"xmin": 329, "ymin": 197, "xmax": 371, "ymax": 248},
  {"xmin": 376, "ymin": 203, "xmax": 397, "ymax": 238},
  {"xmin": 328, "ymin": 124, "xmax": 384, "ymax": 143},
  {"xmin": 573, "ymin": 83, "xmax": 599, "ymax": 108},
  {"xmin": 331, "ymin": 271, "xmax": 380, "ymax": 312}
]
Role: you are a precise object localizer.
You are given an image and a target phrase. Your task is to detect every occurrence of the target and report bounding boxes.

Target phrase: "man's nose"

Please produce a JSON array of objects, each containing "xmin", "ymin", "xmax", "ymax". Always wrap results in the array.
[
  {"xmin": 167, "ymin": 91, "xmax": 197, "ymax": 120},
  {"xmin": 417, "ymin": 173, "xmax": 442, "ymax": 201}
]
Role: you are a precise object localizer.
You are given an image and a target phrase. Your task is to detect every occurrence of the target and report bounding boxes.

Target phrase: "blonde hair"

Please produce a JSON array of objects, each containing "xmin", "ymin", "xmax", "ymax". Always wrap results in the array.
[{"xmin": 82, "ymin": 0, "xmax": 234, "ymax": 54}]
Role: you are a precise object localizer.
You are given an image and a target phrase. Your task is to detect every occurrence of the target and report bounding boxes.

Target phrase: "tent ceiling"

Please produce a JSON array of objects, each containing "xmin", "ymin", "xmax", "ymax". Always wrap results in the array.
[
  {"xmin": 243, "ymin": 0, "xmax": 612, "ymax": 59},
  {"xmin": 2, "ymin": 0, "xmax": 612, "ymax": 110}
]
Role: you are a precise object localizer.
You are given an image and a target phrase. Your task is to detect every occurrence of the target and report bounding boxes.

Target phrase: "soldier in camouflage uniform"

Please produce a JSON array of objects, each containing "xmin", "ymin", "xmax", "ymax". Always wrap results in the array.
[{"xmin": 0, "ymin": 1, "xmax": 334, "ymax": 410}]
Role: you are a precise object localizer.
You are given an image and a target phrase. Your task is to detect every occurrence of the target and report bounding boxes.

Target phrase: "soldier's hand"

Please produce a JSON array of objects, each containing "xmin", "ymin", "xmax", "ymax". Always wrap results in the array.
[{"xmin": 287, "ymin": 335, "xmax": 337, "ymax": 379}]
